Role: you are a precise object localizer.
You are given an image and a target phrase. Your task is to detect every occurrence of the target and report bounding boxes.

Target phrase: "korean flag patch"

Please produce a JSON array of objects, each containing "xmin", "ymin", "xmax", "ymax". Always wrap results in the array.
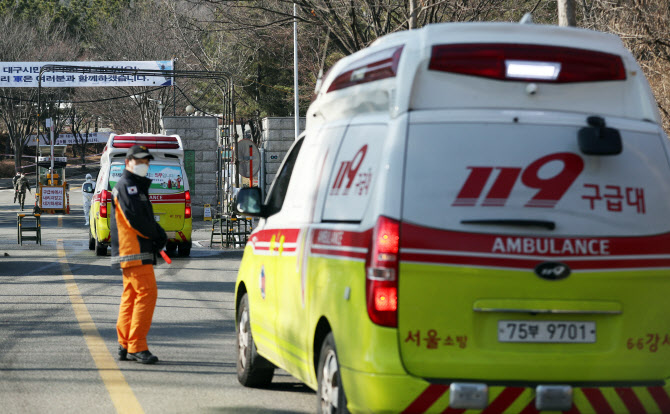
[{"xmin": 127, "ymin": 186, "xmax": 138, "ymax": 195}]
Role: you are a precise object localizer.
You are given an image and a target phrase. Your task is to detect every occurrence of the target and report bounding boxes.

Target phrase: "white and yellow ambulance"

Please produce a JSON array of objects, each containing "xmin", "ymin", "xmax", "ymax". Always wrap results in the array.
[
  {"xmin": 233, "ymin": 21, "xmax": 670, "ymax": 413},
  {"xmin": 89, "ymin": 133, "xmax": 192, "ymax": 257}
]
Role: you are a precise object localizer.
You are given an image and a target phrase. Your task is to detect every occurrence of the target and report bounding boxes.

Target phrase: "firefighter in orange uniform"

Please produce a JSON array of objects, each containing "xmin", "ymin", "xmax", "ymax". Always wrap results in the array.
[{"xmin": 110, "ymin": 145, "xmax": 167, "ymax": 364}]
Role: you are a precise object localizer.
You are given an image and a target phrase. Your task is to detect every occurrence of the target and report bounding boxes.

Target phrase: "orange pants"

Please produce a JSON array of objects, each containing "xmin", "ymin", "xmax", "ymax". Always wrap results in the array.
[{"xmin": 117, "ymin": 264, "xmax": 157, "ymax": 353}]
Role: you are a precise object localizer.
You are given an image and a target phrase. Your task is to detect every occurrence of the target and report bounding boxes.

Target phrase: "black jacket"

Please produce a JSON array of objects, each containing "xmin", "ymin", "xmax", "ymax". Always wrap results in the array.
[{"xmin": 110, "ymin": 169, "xmax": 167, "ymax": 269}]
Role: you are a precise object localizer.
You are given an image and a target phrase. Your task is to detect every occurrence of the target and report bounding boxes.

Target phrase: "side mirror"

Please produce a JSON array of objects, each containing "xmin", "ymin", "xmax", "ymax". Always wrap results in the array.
[
  {"xmin": 234, "ymin": 187, "xmax": 265, "ymax": 217},
  {"xmin": 578, "ymin": 116, "xmax": 622, "ymax": 156}
]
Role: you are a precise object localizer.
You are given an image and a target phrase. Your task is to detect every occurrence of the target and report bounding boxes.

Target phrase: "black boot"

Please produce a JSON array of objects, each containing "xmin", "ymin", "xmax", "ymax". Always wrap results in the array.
[
  {"xmin": 118, "ymin": 346, "xmax": 128, "ymax": 361},
  {"xmin": 127, "ymin": 350, "xmax": 159, "ymax": 364}
]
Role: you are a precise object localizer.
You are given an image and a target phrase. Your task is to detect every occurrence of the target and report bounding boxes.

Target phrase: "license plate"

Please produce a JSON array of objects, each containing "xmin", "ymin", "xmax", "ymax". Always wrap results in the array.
[
  {"xmin": 498, "ymin": 320, "xmax": 596, "ymax": 343},
  {"xmin": 154, "ymin": 215, "xmax": 160, "ymax": 222}
]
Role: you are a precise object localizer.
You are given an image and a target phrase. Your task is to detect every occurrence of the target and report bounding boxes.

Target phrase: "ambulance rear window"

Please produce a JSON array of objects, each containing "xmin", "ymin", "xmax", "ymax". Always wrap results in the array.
[{"xmin": 109, "ymin": 163, "xmax": 186, "ymax": 194}]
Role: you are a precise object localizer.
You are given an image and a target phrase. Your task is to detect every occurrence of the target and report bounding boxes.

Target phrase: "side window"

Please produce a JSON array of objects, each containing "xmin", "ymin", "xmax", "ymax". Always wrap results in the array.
[{"xmin": 264, "ymin": 138, "xmax": 305, "ymax": 216}]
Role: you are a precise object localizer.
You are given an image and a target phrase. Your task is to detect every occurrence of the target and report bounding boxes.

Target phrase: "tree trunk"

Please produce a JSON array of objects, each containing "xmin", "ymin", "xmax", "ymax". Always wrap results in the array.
[
  {"xmin": 14, "ymin": 144, "xmax": 22, "ymax": 173},
  {"xmin": 409, "ymin": 0, "xmax": 418, "ymax": 30},
  {"xmin": 558, "ymin": 0, "xmax": 577, "ymax": 26}
]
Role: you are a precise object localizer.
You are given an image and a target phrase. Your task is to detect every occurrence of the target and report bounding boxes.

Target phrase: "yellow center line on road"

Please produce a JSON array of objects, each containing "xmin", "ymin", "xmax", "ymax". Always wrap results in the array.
[{"xmin": 57, "ymin": 239, "xmax": 144, "ymax": 414}]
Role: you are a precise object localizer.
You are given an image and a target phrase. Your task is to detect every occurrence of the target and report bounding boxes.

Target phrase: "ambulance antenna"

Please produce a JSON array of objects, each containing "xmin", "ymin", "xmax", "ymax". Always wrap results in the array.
[{"xmin": 520, "ymin": 12, "xmax": 534, "ymax": 24}]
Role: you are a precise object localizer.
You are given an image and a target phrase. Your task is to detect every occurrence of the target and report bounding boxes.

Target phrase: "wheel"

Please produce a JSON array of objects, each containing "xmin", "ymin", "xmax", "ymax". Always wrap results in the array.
[
  {"xmin": 178, "ymin": 241, "xmax": 192, "ymax": 257},
  {"xmin": 95, "ymin": 226, "xmax": 107, "ymax": 256},
  {"xmin": 88, "ymin": 226, "xmax": 95, "ymax": 251},
  {"xmin": 165, "ymin": 241, "xmax": 177, "ymax": 256},
  {"xmin": 317, "ymin": 333, "xmax": 349, "ymax": 414},
  {"xmin": 236, "ymin": 293, "xmax": 274, "ymax": 387}
]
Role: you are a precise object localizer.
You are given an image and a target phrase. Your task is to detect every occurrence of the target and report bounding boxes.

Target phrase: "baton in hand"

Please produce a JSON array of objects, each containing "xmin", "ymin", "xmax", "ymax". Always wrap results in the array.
[{"xmin": 160, "ymin": 250, "xmax": 172, "ymax": 264}]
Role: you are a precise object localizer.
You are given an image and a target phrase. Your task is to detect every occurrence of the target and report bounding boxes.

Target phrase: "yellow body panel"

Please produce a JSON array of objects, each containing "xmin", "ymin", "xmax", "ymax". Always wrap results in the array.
[{"xmin": 236, "ymin": 240, "xmax": 670, "ymax": 413}]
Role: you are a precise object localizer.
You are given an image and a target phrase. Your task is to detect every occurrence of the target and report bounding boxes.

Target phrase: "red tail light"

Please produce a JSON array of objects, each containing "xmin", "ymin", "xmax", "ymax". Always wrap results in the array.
[
  {"xmin": 366, "ymin": 216, "xmax": 400, "ymax": 327},
  {"xmin": 327, "ymin": 45, "xmax": 404, "ymax": 93},
  {"xmin": 429, "ymin": 43, "xmax": 626, "ymax": 83},
  {"xmin": 100, "ymin": 190, "xmax": 110, "ymax": 218},
  {"xmin": 184, "ymin": 190, "xmax": 191, "ymax": 219}
]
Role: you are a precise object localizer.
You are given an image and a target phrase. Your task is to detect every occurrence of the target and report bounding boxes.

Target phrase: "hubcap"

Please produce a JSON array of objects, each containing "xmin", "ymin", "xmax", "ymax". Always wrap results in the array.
[
  {"xmin": 320, "ymin": 349, "xmax": 340, "ymax": 413},
  {"xmin": 238, "ymin": 307, "xmax": 249, "ymax": 369}
]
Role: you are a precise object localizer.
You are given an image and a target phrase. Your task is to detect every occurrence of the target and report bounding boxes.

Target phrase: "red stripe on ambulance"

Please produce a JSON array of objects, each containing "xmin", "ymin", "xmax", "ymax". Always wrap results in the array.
[
  {"xmin": 519, "ymin": 400, "xmax": 541, "ymax": 414},
  {"xmin": 401, "ymin": 385, "xmax": 670, "ymax": 413},
  {"xmin": 481, "ymin": 387, "xmax": 525, "ymax": 414},
  {"xmin": 582, "ymin": 388, "xmax": 615, "ymax": 414},
  {"xmin": 149, "ymin": 193, "xmax": 186, "ymax": 203},
  {"xmin": 648, "ymin": 386, "xmax": 670, "ymax": 412},
  {"xmin": 401, "ymin": 384, "xmax": 448, "ymax": 413},
  {"xmin": 401, "ymin": 252, "xmax": 670, "ymax": 271},
  {"xmin": 400, "ymin": 222, "xmax": 670, "ymax": 270},
  {"xmin": 615, "ymin": 387, "xmax": 646, "ymax": 414},
  {"xmin": 250, "ymin": 228, "xmax": 301, "ymax": 253}
]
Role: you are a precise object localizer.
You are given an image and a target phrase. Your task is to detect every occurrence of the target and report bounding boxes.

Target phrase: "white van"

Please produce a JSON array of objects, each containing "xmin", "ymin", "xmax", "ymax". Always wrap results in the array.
[{"xmin": 234, "ymin": 22, "xmax": 670, "ymax": 413}]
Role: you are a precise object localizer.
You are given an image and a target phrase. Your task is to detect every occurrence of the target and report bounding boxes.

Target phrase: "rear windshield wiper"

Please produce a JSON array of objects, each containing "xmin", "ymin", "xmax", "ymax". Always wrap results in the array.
[{"xmin": 461, "ymin": 219, "xmax": 555, "ymax": 230}]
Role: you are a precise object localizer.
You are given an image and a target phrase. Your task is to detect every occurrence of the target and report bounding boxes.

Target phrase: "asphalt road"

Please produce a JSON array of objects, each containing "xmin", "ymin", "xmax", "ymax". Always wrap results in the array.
[{"xmin": 0, "ymin": 174, "xmax": 314, "ymax": 414}]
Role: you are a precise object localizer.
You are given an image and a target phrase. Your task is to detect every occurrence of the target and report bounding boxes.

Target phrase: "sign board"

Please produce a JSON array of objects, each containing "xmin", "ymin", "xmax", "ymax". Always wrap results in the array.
[
  {"xmin": 38, "ymin": 156, "xmax": 67, "ymax": 164},
  {"xmin": 204, "ymin": 204, "xmax": 212, "ymax": 221},
  {"xmin": 41, "ymin": 186, "xmax": 64, "ymax": 209},
  {"xmin": 0, "ymin": 61, "xmax": 173, "ymax": 88},
  {"xmin": 110, "ymin": 164, "xmax": 184, "ymax": 191},
  {"xmin": 26, "ymin": 132, "xmax": 111, "ymax": 147}
]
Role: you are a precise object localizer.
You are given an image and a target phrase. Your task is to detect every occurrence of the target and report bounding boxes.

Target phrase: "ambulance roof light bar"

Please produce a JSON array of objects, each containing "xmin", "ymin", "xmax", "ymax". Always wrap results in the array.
[
  {"xmin": 428, "ymin": 43, "xmax": 626, "ymax": 83},
  {"xmin": 327, "ymin": 45, "xmax": 404, "ymax": 93},
  {"xmin": 111, "ymin": 135, "xmax": 180, "ymax": 149}
]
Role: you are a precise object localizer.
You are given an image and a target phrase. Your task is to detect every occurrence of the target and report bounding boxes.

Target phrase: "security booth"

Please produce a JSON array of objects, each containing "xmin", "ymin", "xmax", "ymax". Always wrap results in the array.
[{"xmin": 36, "ymin": 145, "xmax": 70, "ymax": 214}]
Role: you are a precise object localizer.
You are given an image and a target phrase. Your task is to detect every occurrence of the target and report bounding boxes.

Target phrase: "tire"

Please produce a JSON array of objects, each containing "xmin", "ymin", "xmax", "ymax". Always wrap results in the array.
[
  {"xmin": 165, "ymin": 241, "xmax": 177, "ymax": 255},
  {"xmin": 95, "ymin": 226, "xmax": 107, "ymax": 256},
  {"xmin": 317, "ymin": 333, "xmax": 349, "ymax": 414},
  {"xmin": 88, "ymin": 226, "xmax": 95, "ymax": 251},
  {"xmin": 236, "ymin": 293, "xmax": 274, "ymax": 387},
  {"xmin": 178, "ymin": 241, "xmax": 192, "ymax": 257}
]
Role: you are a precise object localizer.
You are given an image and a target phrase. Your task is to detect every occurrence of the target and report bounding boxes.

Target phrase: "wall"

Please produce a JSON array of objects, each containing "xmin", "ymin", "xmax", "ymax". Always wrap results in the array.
[
  {"xmin": 162, "ymin": 116, "xmax": 218, "ymax": 219},
  {"xmin": 261, "ymin": 117, "xmax": 305, "ymax": 195}
]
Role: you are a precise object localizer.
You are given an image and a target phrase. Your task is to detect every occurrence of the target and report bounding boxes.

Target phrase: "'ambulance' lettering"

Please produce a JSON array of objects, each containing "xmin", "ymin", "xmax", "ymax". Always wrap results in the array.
[
  {"xmin": 492, "ymin": 237, "xmax": 610, "ymax": 255},
  {"xmin": 316, "ymin": 230, "xmax": 344, "ymax": 246}
]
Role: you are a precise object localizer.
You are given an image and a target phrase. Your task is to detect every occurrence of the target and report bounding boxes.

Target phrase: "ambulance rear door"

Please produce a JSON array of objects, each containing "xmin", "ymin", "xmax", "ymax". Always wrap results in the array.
[
  {"xmin": 397, "ymin": 110, "xmax": 670, "ymax": 383},
  {"xmin": 109, "ymin": 161, "xmax": 188, "ymax": 231}
]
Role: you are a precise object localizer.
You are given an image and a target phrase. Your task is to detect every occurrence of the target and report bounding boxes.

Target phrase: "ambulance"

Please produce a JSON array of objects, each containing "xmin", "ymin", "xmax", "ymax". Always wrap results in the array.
[
  {"xmin": 233, "ymin": 21, "xmax": 670, "ymax": 413},
  {"xmin": 89, "ymin": 134, "xmax": 192, "ymax": 257}
]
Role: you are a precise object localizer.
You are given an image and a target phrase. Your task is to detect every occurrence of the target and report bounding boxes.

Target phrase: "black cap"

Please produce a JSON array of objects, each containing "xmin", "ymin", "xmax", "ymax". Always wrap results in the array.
[{"xmin": 126, "ymin": 145, "xmax": 154, "ymax": 160}]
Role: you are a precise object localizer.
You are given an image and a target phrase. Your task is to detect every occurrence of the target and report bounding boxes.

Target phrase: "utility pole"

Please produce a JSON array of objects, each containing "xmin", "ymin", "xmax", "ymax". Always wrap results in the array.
[
  {"xmin": 293, "ymin": 2, "xmax": 299, "ymax": 140},
  {"xmin": 558, "ymin": 0, "xmax": 576, "ymax": 27}
]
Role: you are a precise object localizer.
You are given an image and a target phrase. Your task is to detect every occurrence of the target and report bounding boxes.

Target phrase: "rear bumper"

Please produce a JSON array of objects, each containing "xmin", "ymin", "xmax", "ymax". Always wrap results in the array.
[
  {"xmin": 166, "ymin": 219, "xmax": 192, "ymax": 243},
  {"xmin": 340, "ymin": 367, "xmax": 670, "ymax": 414}
]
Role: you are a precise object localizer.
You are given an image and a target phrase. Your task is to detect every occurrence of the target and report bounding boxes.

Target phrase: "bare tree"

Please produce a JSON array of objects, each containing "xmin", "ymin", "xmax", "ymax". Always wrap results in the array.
[
  {"xmin": 0, "ymin": 12, "xmax": 80, "ymax": 172},
  {"xmin": 581, "ymin": 0, "xmax": 670, "ymax": 131},
  {"xmin": 81, "ymin": 1, "xmax": 194, "ymax": 133},
  {"xmin": 70, "ymin": 106, "xmax": 96, "ymax": 167}
]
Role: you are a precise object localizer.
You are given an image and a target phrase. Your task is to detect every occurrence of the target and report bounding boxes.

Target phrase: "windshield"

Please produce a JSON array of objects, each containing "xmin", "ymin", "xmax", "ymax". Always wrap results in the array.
[{"xmin": 109, "ymin": 163, "xmax": 185, "ymax": 194}]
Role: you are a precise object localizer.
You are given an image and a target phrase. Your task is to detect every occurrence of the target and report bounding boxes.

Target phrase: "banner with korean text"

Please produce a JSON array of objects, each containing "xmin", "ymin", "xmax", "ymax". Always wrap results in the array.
[
  {"xmin": 25, "ymin": 132, "xmax": 111, "ymax": 147},
  {"xmin": 0, "ymin": 61, "xmax": 173, "ymax": 88}
]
